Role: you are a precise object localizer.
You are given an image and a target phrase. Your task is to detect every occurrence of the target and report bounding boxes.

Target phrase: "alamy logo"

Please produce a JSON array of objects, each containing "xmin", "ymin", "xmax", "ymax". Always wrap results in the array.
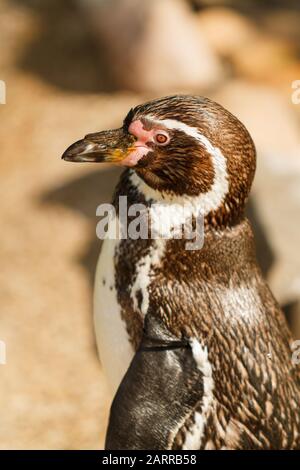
[
  {"xmin": 291, "ymin": 80, "xmax": 300, "ymax": 105},
  {"xmin": 96, "ymin": 196, "xmax": 205, "ymax": 250},
  {"xmin": 0, "ymin": 340, "xmax": 6, "ymax": 365},
  {"xmin": 0, "ymin": 80, "xmax": 6, "ymax": 104}
]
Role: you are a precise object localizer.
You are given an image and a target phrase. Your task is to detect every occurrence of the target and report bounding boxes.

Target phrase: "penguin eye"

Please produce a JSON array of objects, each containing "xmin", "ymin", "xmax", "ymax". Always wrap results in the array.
[{"xmin": 154, "ymin": 131, "xmax": 170, "ymax": 146}]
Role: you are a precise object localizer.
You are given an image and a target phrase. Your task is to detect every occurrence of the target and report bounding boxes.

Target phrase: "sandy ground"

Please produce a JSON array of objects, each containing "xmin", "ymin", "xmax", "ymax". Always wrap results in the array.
[{"xmin": 0, "ymin": 0, "xmax": 300, "ymax": 449}]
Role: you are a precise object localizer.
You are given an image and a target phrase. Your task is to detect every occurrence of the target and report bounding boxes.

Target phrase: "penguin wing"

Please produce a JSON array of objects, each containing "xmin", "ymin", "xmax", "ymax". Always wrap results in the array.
[{"xmin": 105, "ymin": 315, "xmax": 204, "ymax": 450}]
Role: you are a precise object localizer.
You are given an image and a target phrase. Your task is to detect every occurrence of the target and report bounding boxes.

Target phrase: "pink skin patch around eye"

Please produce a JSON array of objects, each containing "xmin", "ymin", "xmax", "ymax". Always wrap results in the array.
[{"xmin": 120, "ymin": 120, "xmax": 155, "ymax": 167}]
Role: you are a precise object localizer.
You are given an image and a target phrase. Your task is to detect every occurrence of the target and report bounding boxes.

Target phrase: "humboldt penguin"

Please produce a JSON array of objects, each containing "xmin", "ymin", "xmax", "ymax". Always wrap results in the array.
[{"xmin": 62, "ymin": 95, "xmax": 300, "ymax": 450}]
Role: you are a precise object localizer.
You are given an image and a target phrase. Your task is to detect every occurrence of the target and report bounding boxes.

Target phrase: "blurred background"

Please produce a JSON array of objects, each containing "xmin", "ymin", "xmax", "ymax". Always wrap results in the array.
[{"xmin": 0, "ymin": 0, "xmax": 300, "ymax": 449}]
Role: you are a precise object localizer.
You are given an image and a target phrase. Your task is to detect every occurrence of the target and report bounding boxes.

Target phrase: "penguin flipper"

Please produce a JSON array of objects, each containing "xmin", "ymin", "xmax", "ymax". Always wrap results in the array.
[{"xmin": 105, "ymin": 315, "xmax": 204, "ymax": 450}]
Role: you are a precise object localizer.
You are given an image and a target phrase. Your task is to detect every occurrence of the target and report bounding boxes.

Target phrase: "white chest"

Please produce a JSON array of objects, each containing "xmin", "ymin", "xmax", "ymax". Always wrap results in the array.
[{"xmin": 93, "ymin": 237, "xmax": 134, "ymax": 396}]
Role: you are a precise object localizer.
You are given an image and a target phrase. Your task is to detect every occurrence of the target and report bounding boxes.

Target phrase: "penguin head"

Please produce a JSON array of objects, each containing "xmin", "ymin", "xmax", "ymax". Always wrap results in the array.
[{"xmin": 62, "ymin": 95, "xmax": 256, "ymax": 225}]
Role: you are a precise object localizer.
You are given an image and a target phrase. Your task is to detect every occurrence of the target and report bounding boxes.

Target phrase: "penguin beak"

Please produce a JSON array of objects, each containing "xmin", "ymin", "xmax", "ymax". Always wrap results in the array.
[{"xmin": 62, "ymin": 128, "xmax": 136, "ymax": 164}]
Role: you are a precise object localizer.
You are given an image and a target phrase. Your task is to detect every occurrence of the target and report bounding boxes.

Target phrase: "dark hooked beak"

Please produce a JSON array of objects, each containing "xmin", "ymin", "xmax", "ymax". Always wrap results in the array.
[{"xmin": 62, "ymin": 128, "xmax": 136, "ymax": 163}]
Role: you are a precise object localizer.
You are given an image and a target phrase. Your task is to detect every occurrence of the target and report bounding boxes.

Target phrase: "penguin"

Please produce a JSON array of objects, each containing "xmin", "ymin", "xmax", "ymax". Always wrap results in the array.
[{"xmin": 62, "ymin": 95, "xmax": 300, "ymax": 450}]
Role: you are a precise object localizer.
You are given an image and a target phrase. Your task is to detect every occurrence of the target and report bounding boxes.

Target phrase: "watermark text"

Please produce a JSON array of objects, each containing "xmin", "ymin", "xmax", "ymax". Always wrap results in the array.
[
  {"xmin": 0, "ymin": 340, "xmax": 6, "ymax": 365},
  {"xmin": 0, "ymin": 80, "xmax": 6, "ymax": 104},
  {"xmin": 96, "ymin": 197, "xmax": 204, "ymax": 250},
  {"xmin": 291, "ymin": 80, "xmax": 300, "ymax": 104}
]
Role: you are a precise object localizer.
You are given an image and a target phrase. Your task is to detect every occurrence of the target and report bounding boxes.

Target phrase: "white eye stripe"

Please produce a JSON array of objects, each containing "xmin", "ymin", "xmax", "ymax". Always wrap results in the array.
[{"xmin": 144, "ymin": 116, "xmax": 215, "ymax": 154}]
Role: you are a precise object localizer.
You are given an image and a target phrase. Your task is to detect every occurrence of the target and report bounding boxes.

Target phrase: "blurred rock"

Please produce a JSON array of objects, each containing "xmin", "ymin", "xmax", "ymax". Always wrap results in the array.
[
  {"xmin": 196, "ymin": 6, "xmax": 300, "ymax": 93},
  {"xmin": 262, "ymin": 8, "xmax": 300, "ymax": 44},
  {"xmin": 232, "ymin": 35, "xmax": 297, "ymax": 85},
  {"xmin": 196, "ymin": 7, "xmax": 257, "ymax": 59},
  {"xmin": 78, "ymin": 0, "xmax": 224, "ymax": 93}
]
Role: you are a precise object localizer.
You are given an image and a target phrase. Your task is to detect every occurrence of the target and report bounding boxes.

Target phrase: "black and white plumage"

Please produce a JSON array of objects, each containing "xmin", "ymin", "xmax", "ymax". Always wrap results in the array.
[{"xmin": 62, "ymin": 95, "xmax": 300, "ymax": 450}]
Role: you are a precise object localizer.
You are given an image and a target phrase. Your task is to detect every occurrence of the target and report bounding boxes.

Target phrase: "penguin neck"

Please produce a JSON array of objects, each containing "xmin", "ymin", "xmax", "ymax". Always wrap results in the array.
[
  {"xmin": 113, "ymin": 170, "xmax": 258, "ymax": 290},
  {"xmin": 117, "ymin": 169, "xmax": 246, "ymax": 233}
]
